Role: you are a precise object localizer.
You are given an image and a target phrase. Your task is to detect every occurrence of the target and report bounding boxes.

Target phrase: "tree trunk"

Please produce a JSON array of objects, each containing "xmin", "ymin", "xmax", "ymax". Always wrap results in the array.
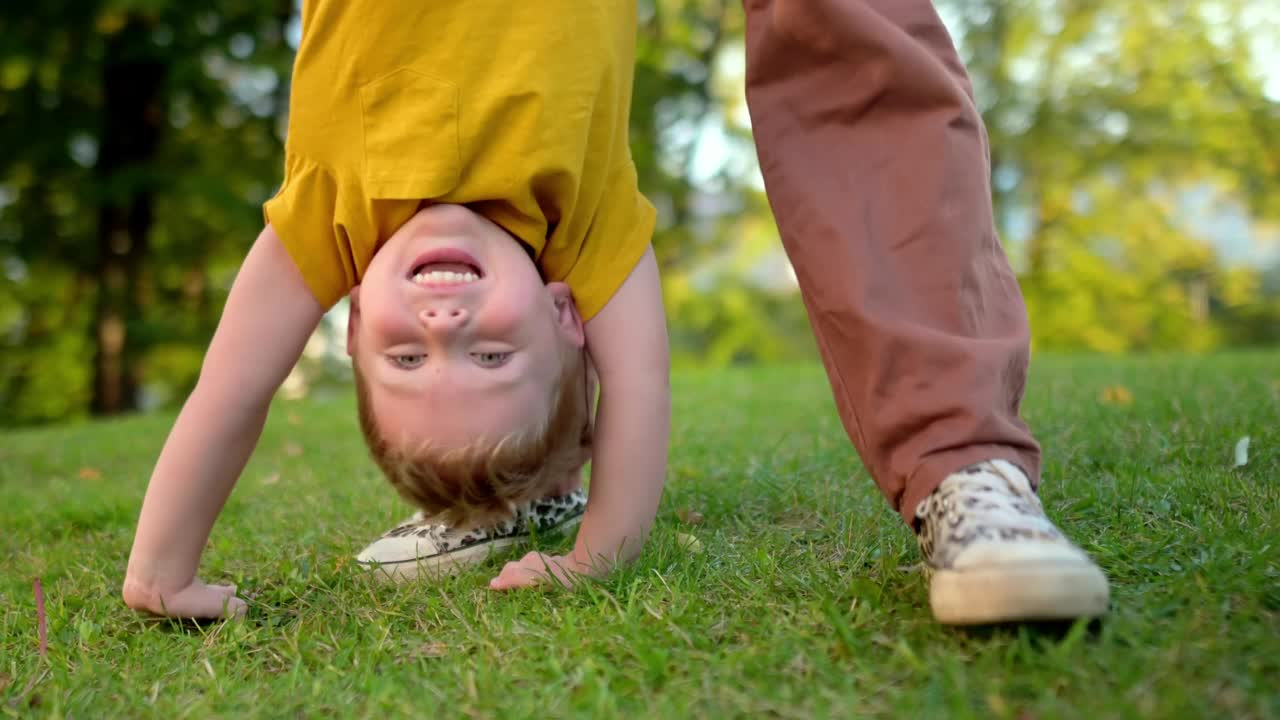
[{"xmin": 91, "ymin": 17, "xmax": 166, "ymax": 415}]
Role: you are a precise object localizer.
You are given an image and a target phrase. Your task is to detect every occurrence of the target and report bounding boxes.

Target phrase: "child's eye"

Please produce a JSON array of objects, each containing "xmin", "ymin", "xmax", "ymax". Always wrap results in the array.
[
  {"xmin": 391, "ymin": 354, "xmax": 426, "ymax": 369},
  {"xmin": 472, "ymin": 351, "xmax": 511, "ymax": 368}
]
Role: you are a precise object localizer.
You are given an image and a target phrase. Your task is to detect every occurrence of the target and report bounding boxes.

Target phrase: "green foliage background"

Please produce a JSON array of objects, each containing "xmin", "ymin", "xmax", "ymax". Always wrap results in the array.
[{"xmin": 2, "ymin": 0, "xmax": 1279, "ymax": 426}]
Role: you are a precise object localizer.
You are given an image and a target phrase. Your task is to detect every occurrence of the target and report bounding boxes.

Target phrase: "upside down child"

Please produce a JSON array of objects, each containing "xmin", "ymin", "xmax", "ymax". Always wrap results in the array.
[{"xmin": 123, "ymin": 0, "xmax": 670, "ymax": 619}]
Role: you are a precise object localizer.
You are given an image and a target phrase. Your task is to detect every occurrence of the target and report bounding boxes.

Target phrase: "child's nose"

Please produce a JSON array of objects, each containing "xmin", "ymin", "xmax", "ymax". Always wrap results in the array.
[{"xmin": 418, "ymin": 307, "xmax": 469, "ymax": 331}]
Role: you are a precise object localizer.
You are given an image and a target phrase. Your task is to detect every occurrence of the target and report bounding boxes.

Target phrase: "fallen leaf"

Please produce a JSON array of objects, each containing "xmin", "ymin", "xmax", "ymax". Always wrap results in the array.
[
  {"xmin": 1233, "ymin": 436, "xmax": 1250, "ymax": 467},
  {"xmin": 676, "ymin": 533, "xmax": 704, "ymax": 553},
  {"xmin": 77, "ymin": 467, "xmax": 102, "ymax": 480},
  {"xmin": 1212, "ymin": 684, "xmax": 1247, "ymax": 712},
  {"xmin": 1099, "ymin": 386, "xmax": 1133, "ymax": 406},
  {"xmin": 677, "ymin": 508, "xmax": 704, "ymax": 525},
  {"xmin": 284, "ymin": 442, "xmax": 303, "ymax": 457},
  {"xmin": 262, "ymin": 472, "xmax": 281, "ymax": 486},
  {"xmin": 786, "ymin": 653, "xmax": 811, "ymax": 676},
  {"xmin": 415, "ymin": 642, "xmax": 449, "ymax": 658}
]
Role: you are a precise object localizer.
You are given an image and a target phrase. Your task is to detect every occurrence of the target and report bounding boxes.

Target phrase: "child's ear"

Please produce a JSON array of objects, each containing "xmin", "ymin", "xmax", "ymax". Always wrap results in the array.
[
  {"xmin": 346, "ymin": 286, "xmax": 361, "ymax": 357},
  {"xmin": 546, "ymin": 282, "xmax": 585, "ymax": 349}
]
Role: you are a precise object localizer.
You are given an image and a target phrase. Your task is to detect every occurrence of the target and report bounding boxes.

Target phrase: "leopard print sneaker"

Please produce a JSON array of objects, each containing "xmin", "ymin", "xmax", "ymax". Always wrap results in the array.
[
  {"xmin": 355, "ymin": 491, "xmax": 587, "ymax": 582},
  {"xmin": 915, "ymin": 460, "xmax": 1110, "ymax": 625}
]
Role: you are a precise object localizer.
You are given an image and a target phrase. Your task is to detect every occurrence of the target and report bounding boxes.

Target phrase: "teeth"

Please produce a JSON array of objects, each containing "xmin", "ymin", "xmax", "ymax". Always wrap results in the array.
[{"xmin": 412, "ymin": 270, "xmax": 479, "ymax": 285}]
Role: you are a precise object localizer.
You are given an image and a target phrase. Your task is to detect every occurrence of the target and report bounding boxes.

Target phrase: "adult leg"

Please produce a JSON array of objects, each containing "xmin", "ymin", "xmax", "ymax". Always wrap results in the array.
[
  {"xmin": 742, "ymin": 0, "xmax": 1037, "ymax": 523},
  {"xmin": 742, "ymin": 0, "xmax": 1108, "ymax": 624}
]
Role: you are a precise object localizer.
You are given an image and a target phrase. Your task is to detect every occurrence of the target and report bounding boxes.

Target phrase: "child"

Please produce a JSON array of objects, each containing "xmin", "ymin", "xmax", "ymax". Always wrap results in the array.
[{"xmin": 122, "ymin": 0, "xmax": 671, "ymax": 619}]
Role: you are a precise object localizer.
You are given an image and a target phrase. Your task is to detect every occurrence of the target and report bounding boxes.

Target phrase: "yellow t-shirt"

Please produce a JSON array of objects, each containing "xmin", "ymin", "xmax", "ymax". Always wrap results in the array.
[{"xmin": 263, "ymin": 0, "xmax": 656, "ymax": 321}]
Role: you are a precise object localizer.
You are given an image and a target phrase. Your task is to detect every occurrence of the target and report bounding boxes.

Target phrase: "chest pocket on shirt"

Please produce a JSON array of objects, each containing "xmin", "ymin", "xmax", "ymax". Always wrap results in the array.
[{"xmin": 360, "ymin": 69, "xmax": 461, "ymax": 199}]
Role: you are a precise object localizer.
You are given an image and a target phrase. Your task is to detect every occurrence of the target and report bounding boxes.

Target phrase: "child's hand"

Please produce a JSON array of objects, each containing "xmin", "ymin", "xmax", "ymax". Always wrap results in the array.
[
  {"xmin": 489, "ymin": 552, "xmax": 601, "ymax": 591},
  {"xmin": 122, "ymin": 577, "xmax": 248, "ymax": 620}
]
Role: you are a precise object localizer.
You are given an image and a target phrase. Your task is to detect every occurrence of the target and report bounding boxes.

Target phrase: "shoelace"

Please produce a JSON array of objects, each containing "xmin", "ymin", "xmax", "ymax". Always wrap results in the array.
[
  {"xmin": 919, "ymin": 468, "xmax": 1043, "ymax": 524},
  {"xmin": 916, "ymin": 462, "xmax": 1062, "ymax": 565}
]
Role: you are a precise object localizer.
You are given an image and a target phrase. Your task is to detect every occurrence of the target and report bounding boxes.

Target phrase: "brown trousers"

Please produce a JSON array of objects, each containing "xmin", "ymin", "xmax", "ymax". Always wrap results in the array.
[{"xmin": 742, "ymin": 0, "xmax": 1041, "ymax": 524}]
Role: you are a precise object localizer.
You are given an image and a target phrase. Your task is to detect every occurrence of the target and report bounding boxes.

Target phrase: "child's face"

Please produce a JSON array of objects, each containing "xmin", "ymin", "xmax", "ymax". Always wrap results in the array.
[{"xmin": 348, "ymin": 204, "xmax": 583, "ymax": 451}]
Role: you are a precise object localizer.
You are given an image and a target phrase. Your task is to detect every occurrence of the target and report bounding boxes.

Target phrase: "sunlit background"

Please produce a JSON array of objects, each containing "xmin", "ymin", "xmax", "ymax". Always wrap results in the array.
[{"xmin": 2, "ymin": 1, "xmax": 1278, "ymax": 427}]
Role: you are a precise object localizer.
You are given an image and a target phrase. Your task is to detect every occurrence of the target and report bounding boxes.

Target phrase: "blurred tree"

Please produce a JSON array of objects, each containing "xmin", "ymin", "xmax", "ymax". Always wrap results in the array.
[
  {"xmin": 940, "ymin": 0, "xmax": 1280, "ymax": 351},
  {"xmin": 2, "ymin": 0, "xmax": 1279, "ymax": 426},
  {"xmin": 633, "ymin": 0, "xmax": 818, "ymax": 365},
  {"xmin": 0, "ymin": 0, "xmax": 294, "ymax": 423}
]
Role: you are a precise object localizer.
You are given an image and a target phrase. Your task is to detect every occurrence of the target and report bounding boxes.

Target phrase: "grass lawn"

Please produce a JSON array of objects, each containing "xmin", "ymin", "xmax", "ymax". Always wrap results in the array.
[{"xmin": 1, "ymin": 354, "xmax": 1278, "ymax": 718}]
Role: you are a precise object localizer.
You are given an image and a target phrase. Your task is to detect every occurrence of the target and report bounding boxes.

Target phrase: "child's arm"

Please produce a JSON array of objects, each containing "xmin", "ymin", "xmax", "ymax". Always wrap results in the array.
[
  {"xmin": 491, "ymin": 247, "xmax": 670, "ymax": 588},
  {"xmin": 122, "ymin": 225, "xmax": 325, "ymax": 619}
]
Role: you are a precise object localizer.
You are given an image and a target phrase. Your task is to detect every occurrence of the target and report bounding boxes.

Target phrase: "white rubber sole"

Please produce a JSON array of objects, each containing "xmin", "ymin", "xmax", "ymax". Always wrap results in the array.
[
  {"xmin": 355, "ymin": 513, "xmax": 584, "ymax": 583},
  {"xmin": 930, "ymin": 560, "xmax": 1110, "ymax": 625}
]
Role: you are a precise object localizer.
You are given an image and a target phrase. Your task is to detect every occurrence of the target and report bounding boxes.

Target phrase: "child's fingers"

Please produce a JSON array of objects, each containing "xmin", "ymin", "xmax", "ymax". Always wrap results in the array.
[
  {"xmin": 197, "ymin": 587, "xmax": 248, "ymax": 619},
  {"xmin": 488, "ymin": 566, "xmax": 537, "ymax": 591},
  {"xmin": 221, "ymin": 595, "xmax": 249, "ymax": 619},
  {"xmin": 488, "ymin": 573, "xmax": 517, "ymax": 590},
  {"xmin": 167, "ymin": 583, "xmax": 248, "ymax": 619},
  {"xmin": 489, "ymin": 553, "xmax": 550, "ymax": 590},
  {"xmin": 197, "ymin": 581, "xmax": 246, "ymax": 617},
  {"xmin": 489, "ymin": 553, "xmax": 581, "ymax": 591}
]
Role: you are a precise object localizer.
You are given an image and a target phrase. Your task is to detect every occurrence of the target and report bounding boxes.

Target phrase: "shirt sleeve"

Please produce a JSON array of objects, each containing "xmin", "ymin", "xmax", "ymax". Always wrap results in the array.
[
  {"xmin": 556, "ymin": 160, "xmax": 657, "ymax": 322},
  {"xmin": 262, "ymin": 154, "xmax": 356, "ymax": 310}
]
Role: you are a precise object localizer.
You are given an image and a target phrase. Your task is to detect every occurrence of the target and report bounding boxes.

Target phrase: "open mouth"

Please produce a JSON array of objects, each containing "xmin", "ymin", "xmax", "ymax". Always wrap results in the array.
[{"xmin": 407, "ymin": 248, "xmax": 484, "ymax": 286}]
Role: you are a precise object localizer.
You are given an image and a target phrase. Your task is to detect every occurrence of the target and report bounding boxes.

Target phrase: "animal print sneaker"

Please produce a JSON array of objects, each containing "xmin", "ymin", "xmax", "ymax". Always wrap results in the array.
[
  {"xmin": 355, "ymin": 491, "xmax": 587, "ymax": 582},
  {"xmin": 915, "ymin": 460, "xmax": 1110, "ymax": 625}
]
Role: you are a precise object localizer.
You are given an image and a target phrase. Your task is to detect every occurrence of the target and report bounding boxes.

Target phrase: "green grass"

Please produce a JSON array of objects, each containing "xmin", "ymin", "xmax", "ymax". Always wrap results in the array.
[{"xmin": 1, "ymin": 354, "xmax": 1278, "ymax": 718}]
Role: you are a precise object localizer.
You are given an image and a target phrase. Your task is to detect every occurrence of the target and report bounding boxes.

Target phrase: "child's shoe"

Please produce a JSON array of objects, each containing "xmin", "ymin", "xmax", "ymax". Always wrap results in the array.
[
  {"xmin": 355, "ymin": 491, "xmax": 587, "ymax": 581},
  {"xmin": 914, "ymin": 460, "xmax": 1110, "ymax": 624}
]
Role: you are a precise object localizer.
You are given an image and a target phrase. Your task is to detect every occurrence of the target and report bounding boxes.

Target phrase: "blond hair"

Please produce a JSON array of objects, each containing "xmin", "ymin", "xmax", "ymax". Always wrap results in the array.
[{"xmin": 353, "ymin": 348, "xmax": 592, "ymax": 529}]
